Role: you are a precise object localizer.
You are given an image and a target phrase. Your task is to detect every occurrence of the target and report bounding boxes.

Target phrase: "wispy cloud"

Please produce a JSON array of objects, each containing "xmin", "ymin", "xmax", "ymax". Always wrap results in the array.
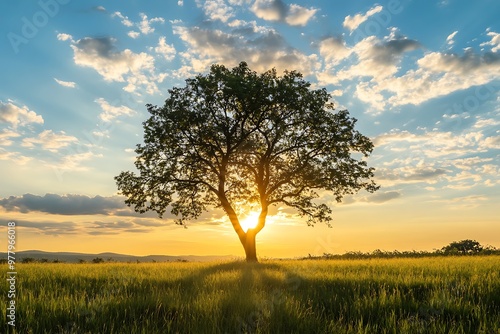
[
  {"xmin": 112, "ymin": 11, "xmax": 134, "ymax": 27},
  {"xmin": 0, "ymin": 149, "xmax": 31, "ymax": 165},
  {"xmin": 112, "ymin": 11, "xmax": 165, "ymax": 37},
  {"xmin": 0, "ymin": 100, "xmax": 44, "ymax": 127},
  {"xmin": 343, "ymin": 5, "xmax": 383, "ymax": 32},
  {"xmin": 428, "ymin": 195, "xmax": 489, "ymax": 209},
  {"xmin": 95, "ymin": 98, "xmax": 135, "ymax": 122},
  {"xmin": 0, "ymin": 129, "xmax": 21, "ymax": 146},
  {"xmin": 446, "ymin": 30, "xmax": 458, "ymax": 46},
  {"xmin": 54, "ymin": 78, "xmax": 76, "ymax": 88},
  {"xmin": 480, "ymin": 30, "xmax": 500, "ymax": 52},
  {"xmin": 21, "ymin": 130, "xmax": 77, "ymax": 153}
]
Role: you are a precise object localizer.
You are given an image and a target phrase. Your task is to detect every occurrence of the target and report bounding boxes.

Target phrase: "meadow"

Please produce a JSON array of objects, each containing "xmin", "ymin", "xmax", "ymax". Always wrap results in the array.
[{"xmin": 1, "ymin": 256, "xmax": 500, "ymax": 333}]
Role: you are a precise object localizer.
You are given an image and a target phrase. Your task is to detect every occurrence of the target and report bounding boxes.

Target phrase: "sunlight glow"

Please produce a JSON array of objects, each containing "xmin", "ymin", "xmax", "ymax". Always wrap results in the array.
[{"xmin": 240, "ymin": 211, "xmax": 261, "ymax": 232}]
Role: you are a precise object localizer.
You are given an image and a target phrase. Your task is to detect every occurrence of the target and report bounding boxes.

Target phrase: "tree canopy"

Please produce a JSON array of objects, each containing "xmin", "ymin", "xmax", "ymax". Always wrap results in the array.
[
  {"xmin": 115, "ymin": 62, "xmax": 378, "ymax": 261},
  {"xmin": 441, "ymin": 239, "xmax": 484, "ymax": 254}
]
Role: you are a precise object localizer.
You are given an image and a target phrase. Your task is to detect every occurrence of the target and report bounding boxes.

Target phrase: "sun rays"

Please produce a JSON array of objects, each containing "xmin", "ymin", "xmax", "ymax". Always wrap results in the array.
[{"xmin": 239, "ymin": 211, "xmax": 261, "ymax": 232}]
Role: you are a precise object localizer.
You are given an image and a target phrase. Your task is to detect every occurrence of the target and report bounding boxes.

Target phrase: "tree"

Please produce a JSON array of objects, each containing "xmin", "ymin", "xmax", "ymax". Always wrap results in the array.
[
  {"xmin": 441, "ymin": 239, "xmax": 483, "ymax": 255},
  {"xmin": 115, "ymin": 62, "xmax": 378, "ymax": 262}
]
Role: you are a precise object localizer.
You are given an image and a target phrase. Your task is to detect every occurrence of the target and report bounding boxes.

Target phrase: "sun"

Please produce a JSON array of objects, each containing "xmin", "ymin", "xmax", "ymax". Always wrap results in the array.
[{"xmin": 240, "ymin": 211, "xmax": 260, "ymax": 232}]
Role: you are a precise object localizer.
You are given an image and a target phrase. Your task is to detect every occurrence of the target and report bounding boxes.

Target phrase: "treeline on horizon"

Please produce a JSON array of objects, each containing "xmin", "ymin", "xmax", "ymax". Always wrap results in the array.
[
  {"xmin": 4, "ymin": 240, "xmax": 499, "ymax": 264},
  {"xmin": 305, "ymin": 239, "xmax": 500, "ymax": 260}
]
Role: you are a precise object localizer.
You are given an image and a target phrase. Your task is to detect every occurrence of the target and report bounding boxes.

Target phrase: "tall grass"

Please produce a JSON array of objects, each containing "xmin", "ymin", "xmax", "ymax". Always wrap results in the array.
[{"xmin": 1, "ymin": 256, "xmax": 499, "ymax": 333}]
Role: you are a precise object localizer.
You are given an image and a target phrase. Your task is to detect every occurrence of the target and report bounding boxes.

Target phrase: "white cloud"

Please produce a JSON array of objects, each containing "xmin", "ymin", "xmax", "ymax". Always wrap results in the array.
[
  {"xmin": 95, "ymin": 98, "xmax": 135, "ymax": 122},
  {"xmin": 56, "ymin": 33, "xmax": 73, "ymax": 42},
  {"xmin": 285, "ymin": 4, "xmax": 317, "ymax": 26},
  {"xmin": 0, "ymin": 129, "xmax": 21, "ymax": 146},
  {"xmin": 343, "ymin": 5, "xmax": 383, "ymax": 32},
  {"xmin": 127, "ymin": 31, "xmax": 140, "ymax": 39},
  {"xmin": 199, "ymin": 0, "xmax": 235, "ymax": 23},
  {"xmin": 381, "ymin": 51, "xmax": 500, "ymax": 107},
  {"xmin": 251, "ymin": 0, "xmax": 316, "ymax": 26},
  {"xmin": 69, "ymin": 37, "xmax": 158, "ymax": 94},
  {"xmin": 375, "ymin": 165, "xmax": 447, "ymax": 187},
  {"xmin": 318, "ymin": 34, "xmax": 420, "ymax": 96},
  {"xmin": 228, "ymin": 0, "xmax": 252, "ymax": 4},
  {"xmin": 54, "ymin": 78, "xmax": 76, "ymax": 88},
  {"xmin": 372, "ymin": 126, "xmax": 500, "ymax": 189},
  {"xmin": 154, "ymin": 37, "xmax": 176, "ymax": 61},
  {"xmin": 355, "ymin": 81, "xmax": 387, "ymax": 112},
  {"xmin": 251, "ymin": 0, "xmax": 285, "ymax": 21},
  {"xmin": 319, "ymin": 37, "xmax": 352, "ymax": 66},
  {"xmin": 113, "ymin": 11, "xmax": 164, "ymax": 37},
  {"xmin": 178, "ymin": 0, "xmax": 184, "ymax": 6},
  {"xmin": 50, "ymin": 151, "xmax": 103, "ymax": 172},
  {"xmin": 112, "ymin": 11, "xmax": 134, "ymax": 27},
  {"xmin": 0, "ymin": 100, "xmax": 44, "ymax": 127},
  {"xmin": 350, "ymin": 36, "xmax": 421, "ymax": 79},
  {"xmin": 0, "ymin": 149, "xmax": 31, "ymax": 165},
  {"xmin": 451, "ymin": 157, "xmax": 493, "ymax": 171},
  {"xmin": 474, "ymin": 117, "xmax": 500, "ymax": 129},
  {"xmin": 173, "ymin": 24, "xmax": 320, "ymax": 76},
  {"xmin": 480, "ymin": 135, "xmax": 500, "ymax": 149},
  {"xmin": 480, "ymin": 30, "xmax": 500, "ymax": 52},
  {"xmin": 446, "ymin": 30, "xmax": 458, "ymax": 45},
  {"xmin": 341, "ymin": 42, "xmax": 500, "ymax": 111},
  {"xmin": 138, "ymin": 13, "xmax": 164, "ymax": 35},
  {"xmin": 22, "ymin": 130, "xmax": 78, "ymax": 153},
  {"xmin": 374, "ymin": 129, "xmax": 487, "ymax": 159}
]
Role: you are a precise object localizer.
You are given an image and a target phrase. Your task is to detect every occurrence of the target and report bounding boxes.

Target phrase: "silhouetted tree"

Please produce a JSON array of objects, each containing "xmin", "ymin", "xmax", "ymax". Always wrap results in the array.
[
  {"xmin": 442, "ymin": 239, "xmax": 483, "ymax": 255},
  {"xmin": 116, "ymin": 62, "xmax": 378, "ymax": 262}
]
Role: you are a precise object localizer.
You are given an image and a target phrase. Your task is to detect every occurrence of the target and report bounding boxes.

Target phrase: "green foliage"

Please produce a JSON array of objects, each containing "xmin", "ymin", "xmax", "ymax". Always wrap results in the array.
[
  {"xmin": 116, "ymin": 62, "xmax": 378, "ymax": 235},
  {"xmin": 2, "ymin": 257, "xmax": 499, "ymax": 333}
]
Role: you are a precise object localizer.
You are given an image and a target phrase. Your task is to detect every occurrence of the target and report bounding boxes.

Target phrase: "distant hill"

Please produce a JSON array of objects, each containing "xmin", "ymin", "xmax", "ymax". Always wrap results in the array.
[{"xmin": 1, "ymin": 250, "xmax": 238, "ymax": 263}]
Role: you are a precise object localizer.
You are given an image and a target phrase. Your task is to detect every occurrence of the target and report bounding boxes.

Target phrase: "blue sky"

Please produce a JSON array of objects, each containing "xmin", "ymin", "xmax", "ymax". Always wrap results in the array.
[{"xmin": 0, "ymin": 0, "xmax": 499, "ymax": 257}]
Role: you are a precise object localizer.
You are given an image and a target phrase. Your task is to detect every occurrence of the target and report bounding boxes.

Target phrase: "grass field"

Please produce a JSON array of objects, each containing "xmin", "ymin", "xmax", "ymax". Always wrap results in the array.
[{"xmin": 2, "ymin": 256, "xmax": 500, "ymax": 333}]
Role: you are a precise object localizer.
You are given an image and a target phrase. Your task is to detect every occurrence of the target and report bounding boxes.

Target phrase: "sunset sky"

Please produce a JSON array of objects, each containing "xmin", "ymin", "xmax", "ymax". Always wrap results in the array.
[{"xmin": 1, "ymin": 0, "xmax": 499, "ymax": 258}]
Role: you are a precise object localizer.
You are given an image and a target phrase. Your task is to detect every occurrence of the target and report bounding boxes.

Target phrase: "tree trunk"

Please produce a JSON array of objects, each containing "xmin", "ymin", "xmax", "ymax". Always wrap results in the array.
[{"xmin": 243, "ymin": 230, "xmax": 258, "ymax": 262}]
